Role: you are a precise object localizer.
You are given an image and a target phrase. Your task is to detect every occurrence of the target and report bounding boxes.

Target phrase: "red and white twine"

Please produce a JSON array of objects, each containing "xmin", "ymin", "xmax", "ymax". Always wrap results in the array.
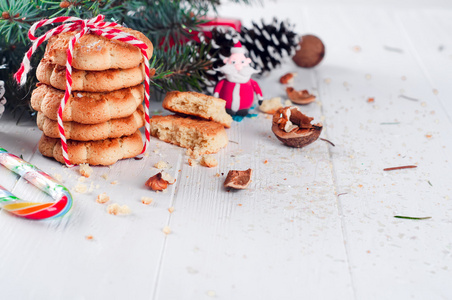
[{"xmin": 14, "ymin": 15, "xmax": 151, "ymax": 167}]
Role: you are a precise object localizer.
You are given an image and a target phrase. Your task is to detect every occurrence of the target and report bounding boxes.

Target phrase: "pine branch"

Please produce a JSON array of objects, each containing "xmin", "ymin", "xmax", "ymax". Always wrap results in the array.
[
  {"xmin": 122, "ymin": 0, "xmax": 209, "ymax": 48},
  {"xmin": 151, "ymin": 42, "xmax": 214, "ymax": 93}
]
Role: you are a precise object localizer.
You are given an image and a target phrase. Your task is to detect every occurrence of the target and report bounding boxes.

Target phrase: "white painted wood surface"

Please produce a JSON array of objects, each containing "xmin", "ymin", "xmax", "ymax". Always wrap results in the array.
[{"xmin": 1, "ymin": 1, "xmax": 452, "ymax": 299}]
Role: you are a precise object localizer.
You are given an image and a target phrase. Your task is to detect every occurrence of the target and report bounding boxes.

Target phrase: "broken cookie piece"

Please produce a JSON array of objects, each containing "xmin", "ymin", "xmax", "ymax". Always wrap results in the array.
[
  {"xmin": 259, "ymin": 97, "xmax": 283, "ymax": 115},
  {"xmin": 224, "ymin": 169, "xmax": 252, "ymax": 190},
  {"xmin": 200, "ymin": 155, "xmax": 218, "ymax": 168}
]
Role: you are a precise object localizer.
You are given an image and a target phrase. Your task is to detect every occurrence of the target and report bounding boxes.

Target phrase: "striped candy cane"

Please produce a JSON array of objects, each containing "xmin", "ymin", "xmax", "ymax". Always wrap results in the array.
[{"xmin": 14, "ymin": 15, "xmax": 151, "ymax": 166}]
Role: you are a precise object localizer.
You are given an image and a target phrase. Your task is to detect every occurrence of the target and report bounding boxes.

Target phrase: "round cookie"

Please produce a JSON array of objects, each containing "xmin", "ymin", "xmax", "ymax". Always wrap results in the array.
[
  {"xmin": 44, "ymin": 27, "xmax": 153, "ymax": 71},
  {"xmin": 37, "ymin": 106, "xmax": 144, "ymax": 141},
  {"xmin": 31, "ymin": 84, "xmax": 144, "ymax": 124},
  {"xmin": 36, "ymin": 59, "xmax": 145, "ymax": 92},
  {"xmin": 38, "ymin": 130, "xmax": 144, "ymax": 166}
]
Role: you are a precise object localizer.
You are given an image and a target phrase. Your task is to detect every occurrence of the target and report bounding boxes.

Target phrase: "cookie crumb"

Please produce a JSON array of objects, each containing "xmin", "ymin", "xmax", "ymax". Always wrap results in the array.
[
  {"xmin": 74, "ymin": 183, "xmax": 88, "ymax": 194},
  {"xmin": 207, "ymin": 290, "xmax": 216, "ymax": 297},
  {"xmin": 120, "ymin": 205, "xmax": 131, "ymax": 215},
  {"xmin": 110, "ymin": 180, "xmax": 119, "ymax": 185},
  {"xmin": 154, "ymin": 161, "xmax": 169, "ymax": 169},
  {"xmin": 53, "ymin": 173, "xmax": 63, "ymax": 182},
  {"xmin": 284, "ymin": 99, "xmax": 293, "ymax": 106},
  {"xmin": 107, "ymin": 203, "xmax": 131, "ymax": 215},
  {"xmin": 161, "ymin": 172, "xmax": 176, "ymax": 184},
  {"xmin": 96, "ymin": 192, "xmax": 110, "ymax": 204},
  {"xmin": 85, "ymin": 235, "xmax": 94, "ymax": 240},
  {"xmin": 200, "ymin": 155, "xmax": 218, "ymax": 168},
  {"xmin": 101, "ymin": 173, "xmax": 108, "ymax": 180},
  {"xmin": 162, "ymin": 226, "xmax": 171, "ymax": 234},
  {"xmin": 186, "ymin": 149, "xmax": 200, "ymax": 159},
  {"xmin": 188, "ymin": 158, "xmax": 197, "ymax": 166},
  {"xmin": 79, "ymin": 163, "xmax": 93, "ymax": 178},
  {"xmin": 168, "ymin": 207, "xmax": 175, "ymax": 213},
  {"xmin": 141, "ymin": 197, "xmax": 153, "ymax": 205},
  {"xmin": 214, "ymin": 173, "xmax": 221, "ymax": 177}
]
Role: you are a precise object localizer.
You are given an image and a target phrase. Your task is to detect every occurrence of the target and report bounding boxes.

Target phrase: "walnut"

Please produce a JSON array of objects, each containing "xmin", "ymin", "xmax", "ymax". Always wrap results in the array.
[{"xmin": 292, "ymin": 34, "xmax": 325, "ymax": 68}]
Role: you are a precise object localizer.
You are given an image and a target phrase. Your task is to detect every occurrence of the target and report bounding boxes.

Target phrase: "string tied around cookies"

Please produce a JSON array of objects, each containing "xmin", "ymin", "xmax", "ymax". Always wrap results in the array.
[{"xmin": 14, "ymin": 15, "xmax": 151, "ymax": 167}]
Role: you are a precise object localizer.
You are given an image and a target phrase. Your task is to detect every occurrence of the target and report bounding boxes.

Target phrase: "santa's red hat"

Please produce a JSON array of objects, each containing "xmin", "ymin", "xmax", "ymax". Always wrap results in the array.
[{"xmin": 230, "ymin": 41, "xmax": 245, "ymax": 54}]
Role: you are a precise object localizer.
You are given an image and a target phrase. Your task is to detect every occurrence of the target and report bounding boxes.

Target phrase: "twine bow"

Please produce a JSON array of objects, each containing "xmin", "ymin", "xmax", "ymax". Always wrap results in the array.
[{"xmin": 14, "ymin": 15, "xmax": 151, "ymax": 167}]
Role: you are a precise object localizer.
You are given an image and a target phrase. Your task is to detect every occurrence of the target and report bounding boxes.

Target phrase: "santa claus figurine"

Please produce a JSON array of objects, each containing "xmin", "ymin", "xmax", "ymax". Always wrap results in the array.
[{"xmin": 213, "ymin": 42, "xmax": 263, "ymax": 116}]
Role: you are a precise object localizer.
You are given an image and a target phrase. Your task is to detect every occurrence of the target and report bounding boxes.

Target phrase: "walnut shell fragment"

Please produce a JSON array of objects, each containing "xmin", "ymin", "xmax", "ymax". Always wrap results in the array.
[
  {"xmin": 272, "ymin": 106, "xmax": 322, "ymax": 148},
  {"xmin": 279, "ymin": 73, "xmax": 295, "ymax": 85},
  {"xmin": 145, "ymin": 172, "xmax": 176, "ymax": 191},
  {"xmin": 286, "ymin": 87, "xmax": 316, "ymax": 105},
  {"xmin": 224, "ymin": 169, "xmax": 252, "ymax": 190}
]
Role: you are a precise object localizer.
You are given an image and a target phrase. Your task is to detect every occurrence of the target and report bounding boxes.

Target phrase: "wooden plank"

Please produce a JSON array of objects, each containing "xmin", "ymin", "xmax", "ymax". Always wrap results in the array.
[
  {"xmin": 0, "ymin": 112, "xmax": 41, "ymax": 192},
  {"xmin": 0, "ymin": 115, "xmax": 180, "ymax": 298},
  {"xmin": 397, "ymin": 9, "xmax": 452, "ymax": 119},
  {"xmin": 154, "ymin": 23, "xmax": 353, "ymax": 300},
  {"xmin": 154, "ymin": 115, "xmax": 353, "ymax": 299},
  {"xmin": 306, "ymin": 6, "xmax": 452, "ymax": 299}
]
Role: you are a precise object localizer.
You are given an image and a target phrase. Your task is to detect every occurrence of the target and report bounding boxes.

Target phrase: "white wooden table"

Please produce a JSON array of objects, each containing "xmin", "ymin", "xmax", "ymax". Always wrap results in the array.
[{"xmin": 1, "ymin": 1, "xmax": 452, "ymax": 299}]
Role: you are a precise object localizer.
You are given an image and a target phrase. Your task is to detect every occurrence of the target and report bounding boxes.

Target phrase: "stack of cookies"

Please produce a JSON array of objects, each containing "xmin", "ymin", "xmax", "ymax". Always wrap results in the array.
[
  {"xmin": 149, "ymin": 91, "xmax": 232, "ymax": 157},
  {"xmin": 31, "ymin": 27, "xmax": 153, "ymax": 165}
]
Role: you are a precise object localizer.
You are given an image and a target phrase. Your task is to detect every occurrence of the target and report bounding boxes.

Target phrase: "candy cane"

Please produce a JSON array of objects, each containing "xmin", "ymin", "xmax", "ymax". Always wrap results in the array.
[
  {"xmin": 0, "ymin": 148, "xmax": 72, "ymax": 220},
  {"xmin": 14, "ymin": 15, "xmax": 151, "ymax": 166}
]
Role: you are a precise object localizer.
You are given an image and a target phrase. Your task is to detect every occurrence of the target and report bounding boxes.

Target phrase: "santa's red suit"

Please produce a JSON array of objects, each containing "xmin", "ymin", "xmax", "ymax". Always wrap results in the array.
[{"xmin": 214, "ymin": 78, "xmax": 263, "ymax": 114}]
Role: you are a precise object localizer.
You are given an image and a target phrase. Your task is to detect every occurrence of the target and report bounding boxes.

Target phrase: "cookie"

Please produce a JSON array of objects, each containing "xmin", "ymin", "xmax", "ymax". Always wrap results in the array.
[
  {"xmin": 36, "ymin": 59, "xmax": 145, "ymax": 92},
  {"xmin": 31, "ymin": 84, "xmax": 144, "ymax": 124},
  {"xmin": 37, "ymin": 106, "xmax": 144, "ymax": 141},
  {"xmin": 45, "ymin": 27, "xmax": 153, "ymax": 71},
  {"xmin": 149, "ymin": 115, "xmax": 228, "ymax": 154},
  {"xmin": 38, "ymin": 130, "xmax": 143, "ymax": 166},
  {"xmin": 162, "ymin": 91, "xmax": 232, "ymax": 128}
]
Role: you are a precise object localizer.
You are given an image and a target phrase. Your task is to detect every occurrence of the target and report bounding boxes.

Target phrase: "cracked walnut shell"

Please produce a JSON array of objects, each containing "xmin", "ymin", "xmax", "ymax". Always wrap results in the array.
[{"xmin": 272, "ymin": 106, "xmax": 322, "ymax": 148}]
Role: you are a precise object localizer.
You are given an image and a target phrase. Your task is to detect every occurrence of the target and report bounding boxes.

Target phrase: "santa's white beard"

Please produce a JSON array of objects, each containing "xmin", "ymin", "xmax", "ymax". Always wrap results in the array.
[{"xmin": 216, "ymin": 64, "xmax": 259, "ymax": 83}]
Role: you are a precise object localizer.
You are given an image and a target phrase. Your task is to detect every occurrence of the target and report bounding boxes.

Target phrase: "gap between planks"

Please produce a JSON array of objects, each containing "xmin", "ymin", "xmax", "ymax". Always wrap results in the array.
[
  {"xmin": 311, "ymin": 46, "xmax": 358, "ymax": 300},
  {"xmin": 151, "ymin": 149, "xmax": 183, "ymax": 300}
]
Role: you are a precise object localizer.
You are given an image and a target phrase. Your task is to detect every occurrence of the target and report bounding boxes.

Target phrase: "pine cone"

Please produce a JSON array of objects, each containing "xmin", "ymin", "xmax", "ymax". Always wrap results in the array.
[
  {"xmin": 241, "ymin": 18, "xmax": 299, "ymax": 73},
  {"xmin": 205, "ymin": 18, "xmax": 300, "ymax": 80}
]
